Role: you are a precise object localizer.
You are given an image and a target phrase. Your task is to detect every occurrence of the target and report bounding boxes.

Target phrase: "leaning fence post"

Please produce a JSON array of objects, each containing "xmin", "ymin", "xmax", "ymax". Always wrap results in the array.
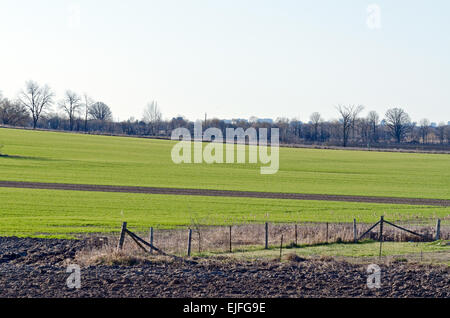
[
  {"xmin": 378, "ymin": 216, "xmax": 384, "ymax": 258},
  {"xmin": 435, "ymin": 219, "xmax": 441, "ymax": 241},
  {"xmin": 353, "ymin": 219, "xmax": 357, "ymax": 243},
  {"xmin": 187, "ymin": 228, "xmax": 193, "ymax": 257},
  {"xmin": 265, "ymin": 222, "xmax": 269, "ymax": 249},
  {"xmin": 149, "ymin": 227, "xmax": 154, "ymax": 254},
  {"xmin": 117, "ymin": 222, "xmax": 127, "ymax": 250}
]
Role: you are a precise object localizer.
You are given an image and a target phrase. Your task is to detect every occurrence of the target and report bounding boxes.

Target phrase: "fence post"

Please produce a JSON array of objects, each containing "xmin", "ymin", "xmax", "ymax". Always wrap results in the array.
[
  {"xmin": 279, "ymin": 235, "xmax": 284, "ymax": 261},
  {"xmin": 229, "ymin": 225, "xmax": 232, "ymax": 253},
  {"xmin": 265, "ymin": 222, "xmax": 269, "ymax": 249},
  {"xmin": 378, "ymin": 216, "xmax": 384, "ymax": 258},
  {"xmin": 187, "ymin": 228, "xmax": 192, "ymax": 257},
  {"xmin": 435, "ymin": 219, "xmax": 441, "ymax": 241},
  {"xmin": 295, "ymin": 224, "xmax": 298, "ymax": 246},
  {"xmin": 326, "ymin": 222, "xmax": 329, "ymax": 243},
  {"xmin": 149, "ymin": 227, "xmax": 154, "ymax": 254},
  {"xmin": 117, "ymin": 222, "xmax": 127, "ymax": 250},
  {"xmin": 353, "ymin": 219, "xmax": 357, "ymax": 243}
]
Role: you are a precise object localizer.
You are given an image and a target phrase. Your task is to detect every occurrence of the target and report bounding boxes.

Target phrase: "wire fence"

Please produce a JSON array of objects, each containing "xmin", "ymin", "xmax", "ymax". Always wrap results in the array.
[{"xmin": 113, "ymin": 219, "xmax": 448, "ymax": 256}]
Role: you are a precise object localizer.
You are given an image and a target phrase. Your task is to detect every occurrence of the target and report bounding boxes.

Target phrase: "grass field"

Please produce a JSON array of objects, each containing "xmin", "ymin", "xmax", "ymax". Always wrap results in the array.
[
  {"xmin": 1, "ymin": 128, "xmax": 450, "ymax": 199},
  {"xmin": 205, "ymin": 241, "xmax": 450, "ymax": 265},
  {"xmin": 0, "ymin": 128, "xmax": 449, "ymax": 238},
  {"xmin": 0, "ymin": 187, "xmax": 449, "ymax": 238}
]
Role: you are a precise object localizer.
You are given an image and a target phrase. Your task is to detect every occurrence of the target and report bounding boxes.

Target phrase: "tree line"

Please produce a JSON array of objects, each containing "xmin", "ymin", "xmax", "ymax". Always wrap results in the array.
[{"xmin": 1, "ymin": 80, "xmax": 449, "ymax": 149}]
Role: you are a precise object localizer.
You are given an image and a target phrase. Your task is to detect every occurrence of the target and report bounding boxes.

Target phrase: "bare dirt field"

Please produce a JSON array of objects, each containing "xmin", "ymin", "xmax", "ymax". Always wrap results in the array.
[
  {"xmin": 0, "ymin": 237, "xmax": 448, "ymax": 298},
  {"xmin": 1, "ymin": 181, "xmax": 449, "ymax": 207}
]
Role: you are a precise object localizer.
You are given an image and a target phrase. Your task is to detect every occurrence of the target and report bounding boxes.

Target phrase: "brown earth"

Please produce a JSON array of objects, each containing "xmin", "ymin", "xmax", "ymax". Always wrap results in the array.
[
  {"xmin": 1, "ymin": 181, "xmax": 450, "ymax": 207},
  {"xmin": 0, "ymin": 237, "xmax": 448, "ymax": 298}
]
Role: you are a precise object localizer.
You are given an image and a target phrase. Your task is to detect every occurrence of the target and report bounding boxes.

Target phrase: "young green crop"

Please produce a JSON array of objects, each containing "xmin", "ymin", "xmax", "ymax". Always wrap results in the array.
[
  {"xmin": 0, "ymin": 188, "xmax": 448, "ymax": 238},
  {"xmin": 1, "ymin": 128, "xmax": 449, "ymax": 239},
  {"xmin": 0, "ymin": 128, "xmax": 449, "ymax": 199}
]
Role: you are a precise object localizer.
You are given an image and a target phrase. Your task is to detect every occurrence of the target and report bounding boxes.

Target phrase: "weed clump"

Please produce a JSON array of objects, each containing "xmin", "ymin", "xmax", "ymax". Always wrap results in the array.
[{"xmin": 284, "ymin": 253, "xmax": 307, "ymax": 263}]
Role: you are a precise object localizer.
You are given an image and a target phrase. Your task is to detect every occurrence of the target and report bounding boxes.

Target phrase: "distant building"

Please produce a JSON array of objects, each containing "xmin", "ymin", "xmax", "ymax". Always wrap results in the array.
[
  {"xmin": 257, "ymin": 118, "xmax": 273, "ymax": 124},
  {"xmin": 289, "ymin": 120, "xmax": 302, "ymax": 127},
  {"xmin": 431, "ymin": 122, "xmax": 437, "ymax": 128},
  {"xmin": 232, "ymin": 118, "xmax": 249, "ymax": 124}
]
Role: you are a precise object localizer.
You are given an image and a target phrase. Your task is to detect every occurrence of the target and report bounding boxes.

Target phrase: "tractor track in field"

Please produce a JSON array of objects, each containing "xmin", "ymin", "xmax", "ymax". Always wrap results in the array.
[{"xmin": 1, "ymin": 180, "xmax": 450, "ymax": 207}]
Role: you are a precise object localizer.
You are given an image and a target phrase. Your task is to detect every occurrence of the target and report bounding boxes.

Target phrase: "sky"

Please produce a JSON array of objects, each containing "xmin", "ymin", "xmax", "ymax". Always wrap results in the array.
[{"xmin": 0, "ymin": 0, "xmax": 449, "ymax": 123}]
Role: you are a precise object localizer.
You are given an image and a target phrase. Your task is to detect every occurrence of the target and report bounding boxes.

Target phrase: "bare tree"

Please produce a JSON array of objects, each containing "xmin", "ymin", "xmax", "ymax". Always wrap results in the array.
[
  {"xmin": 437, "ymin": 122, "xmax": 446, "ymax": 145},
  {"xmin": 89, "ymin": 102, "xmax": 112, "ymax": 121},
  {"xmin": 0, "ymin": 99, "xmax": 30, "ymax": 126},
  {"xmin": 83, "ymin": 94, "xmax": 94, "ymax": 132},
  {"xmin": 445, "ymin": 125, "xmax": 450, "ymax": 145},
  {"xmin": 59, "ymin": 91, "xmax": 82, "ymax": 131},
  {"xmin": 357, "ymin": 118, "xmax": 371, "ymax": 145},
  {"xmin": 143, "ymin": 101, "xmax": 162, "ymax": 135},
  {"xmin": 385, "ymin": 108, "xmax": 412, "ymax": 143},
  {"xmin": 336, "ymin": 105, "xmax": 364, "ymax": 147},
  {"xmin": 249, "ymin": 116, "xmax": 258, "ymax": 124},
  {"xmin": 275, "ymin": 117, "xmax": 290, "ymax": 143},
  {"xmin": 310, "ymin": 112, "xmax": 322, "ymax": 142},
  {"xmin": 367, "ymin": 111, "xmax": 379, "ymax": 142},
  {"xmin": 290, "ymin": 117, "xmax": 302, "ymax": 139},
  {"xmin": 18, "ymin": 81, "xmax": 54, "ymax": 129},
  {"xmin": 419, "ymin": 119, "xmax": 430, "ymax": 144}
]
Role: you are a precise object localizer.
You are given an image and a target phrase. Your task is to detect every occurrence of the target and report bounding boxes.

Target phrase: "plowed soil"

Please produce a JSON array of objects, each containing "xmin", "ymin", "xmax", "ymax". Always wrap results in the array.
[
  {"xmin": 0, "ymin": 237, "xmax": 448, "ymax": 298},
  {"xmin": 1, "ymin": 181, "xmax": 449, "ymax": 206}
]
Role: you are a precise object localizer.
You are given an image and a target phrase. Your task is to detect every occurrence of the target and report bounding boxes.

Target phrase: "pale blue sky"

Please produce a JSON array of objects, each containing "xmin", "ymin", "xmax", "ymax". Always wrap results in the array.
[{"xmin": 1, "ymin": 0, "xmax": 449, "ymax": 123}]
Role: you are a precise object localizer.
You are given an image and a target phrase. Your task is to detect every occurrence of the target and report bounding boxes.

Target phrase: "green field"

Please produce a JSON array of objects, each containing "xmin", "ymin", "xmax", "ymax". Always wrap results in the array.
[
  {"xmin": 0, "ymin": 128, "xmax": 449, "ymax": 238},
  {"xmin": 1, "ymin": 128, "xmax": 449, "ymax": 199},
  {"xmin": 0, "ymin": 187, "xmax": 448, "ymax": 238},
  {"xmin": 205, "ymin": 241, "xmax": 450, "ymax": 265}
]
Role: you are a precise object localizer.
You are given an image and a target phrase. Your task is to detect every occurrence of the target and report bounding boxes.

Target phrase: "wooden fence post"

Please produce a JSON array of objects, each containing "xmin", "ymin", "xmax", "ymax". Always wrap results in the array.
[
  {"xmin": 435, "ymin": 219, "xmax": 441, "ymax": 241},
  {"xmin": 265, "ymin": 222, "xmax": 269, "ymax": 249},
  {"xmin": 295, "ymin": 224, "xmax": 298, "ymax": 246},
  {"xmin": 149, "ymin": 227, "xmax": 154, "ymax": 254},
  {"xmin": 117, "ymin": 222, "xmax": 127, "ymax": 250},
  {"xmin": 353, "ymin": 219, "xmax": 357, "ymax": 243},
  {"xmin": 229, "ymin": 225, "xmax": 232, "ymax": 253},
  {"xmin": 187, "ymin": 228, "xmax": 192, "ymax": 257},
  {"xmin": 279, "ymin": 235, "xmax": 284, "ymax": 261},
  {"xmin": 379, "ymin": 216, "xmax": 384, "ymax": 258}
]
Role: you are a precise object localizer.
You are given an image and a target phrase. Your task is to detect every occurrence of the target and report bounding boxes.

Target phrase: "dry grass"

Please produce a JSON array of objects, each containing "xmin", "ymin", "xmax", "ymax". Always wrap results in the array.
[
  {"xmin": 284, "ymin": 253, "xmax": 307, "ymax": 262},
  {"xmin": 75, "ymin": 238, "xmax": 174, "ymax": 266},
  {"xmin": 75, "ymin": 222, "xmax": 449, "ymax": 266}
]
